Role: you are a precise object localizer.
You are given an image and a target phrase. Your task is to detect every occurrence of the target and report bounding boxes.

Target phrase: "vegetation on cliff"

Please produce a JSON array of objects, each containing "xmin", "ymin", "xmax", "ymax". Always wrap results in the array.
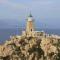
[{"xmin": 0, "ymin": 35, "xmax": 60, "ymax": 60}]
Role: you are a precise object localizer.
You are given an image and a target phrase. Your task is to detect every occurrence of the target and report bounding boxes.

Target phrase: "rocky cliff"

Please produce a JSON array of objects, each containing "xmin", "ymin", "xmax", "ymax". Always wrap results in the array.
[{"xmin": 0, "ymin": 35, "xmax": 60, "ymax": 60}]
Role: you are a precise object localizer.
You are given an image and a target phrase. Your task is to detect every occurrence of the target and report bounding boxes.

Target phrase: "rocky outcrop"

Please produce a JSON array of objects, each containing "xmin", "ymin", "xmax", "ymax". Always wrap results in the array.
[{"xmin": 0, "ymin": 35, "xmax": 60, "ymax": 60}]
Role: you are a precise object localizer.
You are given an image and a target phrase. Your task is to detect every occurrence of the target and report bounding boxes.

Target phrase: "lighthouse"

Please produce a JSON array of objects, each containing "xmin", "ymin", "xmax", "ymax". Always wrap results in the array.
[
  {"xmin": 26, "ymin": 13, "xmax": 34, "ymax": 37},
  {"xmin": 22, "ymin": 13, "xmax": 45, "ymax": 37}
]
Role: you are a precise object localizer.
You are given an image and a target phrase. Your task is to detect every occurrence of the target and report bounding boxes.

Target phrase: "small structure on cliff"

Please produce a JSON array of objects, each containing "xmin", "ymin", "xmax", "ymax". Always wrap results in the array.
[{"xmin": 22, "ymin": 13, "xmax": 45, "ymax": 37}]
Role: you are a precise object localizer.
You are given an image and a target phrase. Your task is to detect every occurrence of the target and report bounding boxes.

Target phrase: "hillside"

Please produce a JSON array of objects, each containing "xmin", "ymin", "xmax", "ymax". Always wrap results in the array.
[{"xmin": 0, "ymin": 35, "xmax": 60, "ymax": 60}]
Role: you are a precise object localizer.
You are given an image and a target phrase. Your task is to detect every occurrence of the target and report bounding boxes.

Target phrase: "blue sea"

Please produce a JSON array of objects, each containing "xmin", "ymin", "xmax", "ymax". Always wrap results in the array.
[
  {"xmin": 0, "ymin": 28, "xmax": 22, "ymax": 44},
  {"xmin": 0, "ymin": 28, "xmax": 60, "ymax": 44}
]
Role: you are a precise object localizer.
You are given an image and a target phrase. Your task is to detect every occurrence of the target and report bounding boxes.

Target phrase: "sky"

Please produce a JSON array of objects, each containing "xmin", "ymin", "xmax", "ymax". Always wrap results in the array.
[{"xmin": 0, "ymin": 0, "xmax": 60, "ymax": 29}]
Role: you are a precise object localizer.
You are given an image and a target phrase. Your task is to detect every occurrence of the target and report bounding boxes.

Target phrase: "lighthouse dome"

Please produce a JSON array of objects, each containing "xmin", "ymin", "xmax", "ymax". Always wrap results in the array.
[{"xmin": 27, "ymin": 13, "xmax": 34, "ymax": 21}]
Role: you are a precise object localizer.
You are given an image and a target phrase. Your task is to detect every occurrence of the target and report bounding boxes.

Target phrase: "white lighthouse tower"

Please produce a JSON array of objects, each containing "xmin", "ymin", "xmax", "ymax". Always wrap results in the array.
[
  {"xmin": 26, "ymin": 13, "xmax": 34, "ymax": 37},
  {"xmin": 22, "ymin": 13, "xmax": 35, "ymax": 37},
  {"xmin": 22, "ymin": 13, "xmax": 45, "ymax": 37}
]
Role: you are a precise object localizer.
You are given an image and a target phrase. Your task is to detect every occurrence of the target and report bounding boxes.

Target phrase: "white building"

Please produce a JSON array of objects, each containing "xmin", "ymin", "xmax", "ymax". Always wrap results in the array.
[{"xmin": 22, "ymin": 13, "xmax": 45, "ymax": 37}]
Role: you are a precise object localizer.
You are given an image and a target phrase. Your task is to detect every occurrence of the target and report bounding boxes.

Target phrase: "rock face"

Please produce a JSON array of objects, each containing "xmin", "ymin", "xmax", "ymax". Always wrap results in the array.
[{"xmin": 0, "ymin": 35, "xmax": 60, "ymax": 60}]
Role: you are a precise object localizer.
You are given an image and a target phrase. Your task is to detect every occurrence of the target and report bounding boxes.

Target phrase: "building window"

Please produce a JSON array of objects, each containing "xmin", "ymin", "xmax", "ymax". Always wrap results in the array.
[{"xmin": 31, "ymin": 29, "xmax": 32, "ymax": 31}]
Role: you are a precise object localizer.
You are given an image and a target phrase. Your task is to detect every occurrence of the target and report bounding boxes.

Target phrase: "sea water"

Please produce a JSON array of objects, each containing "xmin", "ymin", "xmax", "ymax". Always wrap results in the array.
[{"xmin": 0, "ymin": 28, "xmax": 60, "ymax": 44}]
